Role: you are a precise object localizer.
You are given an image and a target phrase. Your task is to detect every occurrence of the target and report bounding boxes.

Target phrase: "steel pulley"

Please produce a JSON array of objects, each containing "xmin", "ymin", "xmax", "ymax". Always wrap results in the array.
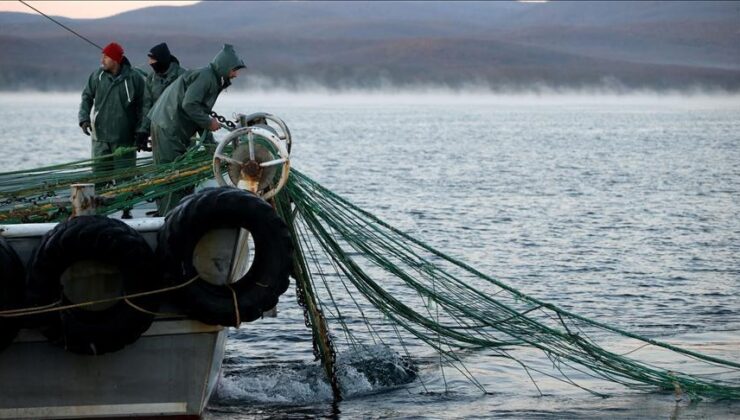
[{"xmin": 212, "ymin": 113, "xmax": 292, "ymax": 199}]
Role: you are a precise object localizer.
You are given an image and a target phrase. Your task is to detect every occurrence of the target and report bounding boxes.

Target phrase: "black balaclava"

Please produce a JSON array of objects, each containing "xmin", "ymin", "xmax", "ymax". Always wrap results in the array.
[{"xmin": 148, "ymin": 42, "xmax": 172, "ymax": 74}]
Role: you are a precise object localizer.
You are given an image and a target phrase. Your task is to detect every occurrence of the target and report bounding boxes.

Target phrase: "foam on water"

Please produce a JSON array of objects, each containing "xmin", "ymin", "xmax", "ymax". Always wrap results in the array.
[
  {"xmin": 215, "ymin": 363, "xmax": 334, "ymax": 405},
  {"xmin": 212, "ymin": 345, "xmax": 417, "ymax": 406}
]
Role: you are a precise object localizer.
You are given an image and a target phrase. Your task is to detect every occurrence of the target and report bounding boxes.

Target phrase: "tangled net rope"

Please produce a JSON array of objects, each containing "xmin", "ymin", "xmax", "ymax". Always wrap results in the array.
[
  {"xmin": 0, "ymin": 146, "xmax": 214, "ymax": 223},
  {"xmin": 274, "ymin": 170, "xmax": 740, "ymax": 400},
  {"xmin": 1, "ymin": 152, "xmax": 739, "ymax": 400}
]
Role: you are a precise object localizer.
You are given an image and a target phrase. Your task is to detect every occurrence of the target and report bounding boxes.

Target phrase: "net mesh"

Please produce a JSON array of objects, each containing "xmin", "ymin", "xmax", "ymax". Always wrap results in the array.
[{"xmin": 1, "ymin": 152, "xmax": 738, "ymax": 400}]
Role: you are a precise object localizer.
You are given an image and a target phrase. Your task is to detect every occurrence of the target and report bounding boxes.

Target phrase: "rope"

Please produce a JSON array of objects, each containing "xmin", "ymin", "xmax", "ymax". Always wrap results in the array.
[
  {"xmin": 124, "ymin": 298, "xmax": 184, "ymax": 318},
  {"xmin": 0, "ymin": 275, "xmax": 200, "ymax": 318},
  {"xmin": 0, "ymin": 145, "xmax": 220, "ymax": 223},
  {"xmin": 1, "ymin": 149, "xmax": 738, "ymax": 400},
  {"xmin": 0, "ymin": 299, "xmax": 61, "ymax": 315},
  {"xmin": 18, "ymin": 0, "xmax": 103, "ymax": 50},
  {"xmin": 271, "ymin": 169, "xmax": 740, "ymax": 400}
]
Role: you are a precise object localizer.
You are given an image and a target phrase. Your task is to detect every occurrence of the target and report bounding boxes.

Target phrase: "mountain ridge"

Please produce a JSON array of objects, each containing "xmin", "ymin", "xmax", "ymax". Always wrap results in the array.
[{"xmin": 1, "ymin": 1, "xmax": 738, "ymax": 91}]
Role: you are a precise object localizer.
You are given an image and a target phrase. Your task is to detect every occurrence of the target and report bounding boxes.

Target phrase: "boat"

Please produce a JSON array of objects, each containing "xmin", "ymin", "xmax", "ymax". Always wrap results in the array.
[{"xmin": 0, "ymin": 113, "xmax": 294, "ymax": 419}]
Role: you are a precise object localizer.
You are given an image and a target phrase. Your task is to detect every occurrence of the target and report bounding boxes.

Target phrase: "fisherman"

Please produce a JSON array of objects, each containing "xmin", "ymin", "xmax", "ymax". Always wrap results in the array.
[
  {"xmin": 78, "ymin": 42, "xmax": 144, "ymax": 218},
  {"xmin": 135, "ymin": 42, "xmax": 186, "ymax": 152},
  {"xmin": 148, "ymin": 44, "xmax": 246, "ymax": 215}
]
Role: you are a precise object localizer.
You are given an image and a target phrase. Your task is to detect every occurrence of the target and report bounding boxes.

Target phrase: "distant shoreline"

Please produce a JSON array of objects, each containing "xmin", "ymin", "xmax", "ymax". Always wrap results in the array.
[{"xmin": 2, "ymin": 89, "xmax": 739, "ymax": 108}]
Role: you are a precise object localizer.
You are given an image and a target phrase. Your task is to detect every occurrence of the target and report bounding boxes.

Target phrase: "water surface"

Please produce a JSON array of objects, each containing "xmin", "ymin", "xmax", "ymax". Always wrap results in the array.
[{"xmin": 1, "ymin": 92, "xmax": 738, "ymax": 418}]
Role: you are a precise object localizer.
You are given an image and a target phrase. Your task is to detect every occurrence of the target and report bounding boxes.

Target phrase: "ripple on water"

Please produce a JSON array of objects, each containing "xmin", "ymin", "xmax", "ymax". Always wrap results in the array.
[{"xmin": 2, "ymin": 93, "xmax": 739, "ymax": 418}]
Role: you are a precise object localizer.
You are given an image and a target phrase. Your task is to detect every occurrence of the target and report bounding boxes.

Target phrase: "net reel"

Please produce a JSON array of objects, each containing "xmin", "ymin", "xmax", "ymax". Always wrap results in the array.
[{"xmin": 212, "ymin": 113, "xmax": 291, "ymax": 200}]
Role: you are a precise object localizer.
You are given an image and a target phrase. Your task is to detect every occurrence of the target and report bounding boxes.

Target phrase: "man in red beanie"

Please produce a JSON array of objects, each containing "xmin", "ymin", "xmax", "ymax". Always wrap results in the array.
[{"xmin": 78, "ymin": 42, "xmax": 145, "ymax": 218}]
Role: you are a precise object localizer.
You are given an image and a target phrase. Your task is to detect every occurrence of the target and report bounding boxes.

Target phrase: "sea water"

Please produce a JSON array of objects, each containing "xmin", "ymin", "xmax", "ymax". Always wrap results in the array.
[{"xmin": 0, "ymin": 92, "xmax": 738, "ymax": 418}]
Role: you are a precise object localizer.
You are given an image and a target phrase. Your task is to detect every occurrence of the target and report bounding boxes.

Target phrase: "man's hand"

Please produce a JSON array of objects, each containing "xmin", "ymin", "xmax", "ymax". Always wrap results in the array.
[
  {"xmin": 135, "ymin": 132, "xmax": 151, "ymax": 152},
  {"xmin": 208, "ymin": 117, "xmax": 221, "ymax": 132},
  {"xmin": 80, "ymin": 121, "xmax": 91, "ymax": 136}
]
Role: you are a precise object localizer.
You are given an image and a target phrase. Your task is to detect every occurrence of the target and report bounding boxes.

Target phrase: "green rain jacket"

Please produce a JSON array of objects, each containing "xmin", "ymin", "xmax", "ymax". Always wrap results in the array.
[
  {"xmin": 78, "ymin": 57, "xmax": 145, "ymax": 148},
  {"xmin": 137, "ymin": 58, "xmax": 186, "ymax": 134},
  {"xmin": 148, "ymin": 44, "xmax": 245, "ymax": 143}
]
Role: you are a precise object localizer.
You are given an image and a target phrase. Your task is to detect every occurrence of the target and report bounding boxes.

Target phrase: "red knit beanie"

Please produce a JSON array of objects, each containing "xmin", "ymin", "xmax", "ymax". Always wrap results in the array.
[{"xmin": 102, "ymin": 42, "xmax": 124, "ymax": 64}]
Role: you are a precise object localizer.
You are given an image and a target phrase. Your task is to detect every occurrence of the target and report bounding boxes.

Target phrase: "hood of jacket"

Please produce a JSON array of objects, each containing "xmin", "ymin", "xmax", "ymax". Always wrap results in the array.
[{"xmin": 210, "ymin": 44, "xmax": 245, "ymax": 79}]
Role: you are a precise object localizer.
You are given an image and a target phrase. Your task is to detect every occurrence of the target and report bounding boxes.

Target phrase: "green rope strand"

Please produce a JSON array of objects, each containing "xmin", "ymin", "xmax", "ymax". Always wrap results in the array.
[{"xmin": 1, "ymin": 155, "xmax": 738, "ymax": 400}]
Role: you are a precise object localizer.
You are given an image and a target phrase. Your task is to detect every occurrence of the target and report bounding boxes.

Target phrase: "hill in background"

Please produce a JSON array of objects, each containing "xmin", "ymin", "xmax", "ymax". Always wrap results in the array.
[{"xmin": 0, "ymin": 1, "xmax": 738, "ymax": 91}]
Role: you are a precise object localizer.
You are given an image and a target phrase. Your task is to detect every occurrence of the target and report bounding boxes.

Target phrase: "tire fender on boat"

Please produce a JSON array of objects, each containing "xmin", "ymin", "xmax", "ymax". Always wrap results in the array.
[
  {"xmin": 27, "ymin": 215, "xmax": 161, "ymax": 355},
  {"xmin": 0, "ymin": 236, "xmax": 25, "ymax": 351},
  {"xmin": 157, "ymin": 187, "xmax": 293, "ymax": 326}
]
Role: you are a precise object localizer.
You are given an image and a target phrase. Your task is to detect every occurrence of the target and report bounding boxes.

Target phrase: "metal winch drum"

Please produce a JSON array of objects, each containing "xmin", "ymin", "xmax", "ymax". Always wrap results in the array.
[{"xmin": 212, "ymin": 112, "xmax": 292, "ymax": 200}]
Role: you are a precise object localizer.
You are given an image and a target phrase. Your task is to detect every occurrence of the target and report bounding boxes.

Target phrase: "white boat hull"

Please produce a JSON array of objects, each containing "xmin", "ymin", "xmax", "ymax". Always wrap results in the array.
[
  {"xmin": 0, "ymin": 319, "xmax": 226, "ymax": 419},
  {"xmin": 1, "ymin": 216, "xmax": 229, "ymax": 419}
]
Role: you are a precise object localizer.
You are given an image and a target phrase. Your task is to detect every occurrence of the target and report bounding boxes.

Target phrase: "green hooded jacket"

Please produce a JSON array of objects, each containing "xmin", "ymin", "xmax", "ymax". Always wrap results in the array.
[
  {"xmin": 78, "ymin": 57, "xmax": 145, "ymax": 148},
  {"xmin": 137, "ymin": 58, "xmax": 186, "ymax": 134},
  {"xmin": 148, "ymin": 44, "xmax": 245, "ymax": 142}
]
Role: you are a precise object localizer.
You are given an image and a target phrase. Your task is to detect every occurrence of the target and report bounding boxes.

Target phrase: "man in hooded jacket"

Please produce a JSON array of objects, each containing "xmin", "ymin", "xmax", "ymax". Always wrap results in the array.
[
  {"xmin": 135, "ymin": 42, "xmax": 186, "ymax": 152},
  {"xmin": 78, "ymin": 42, "xmax": 144, "ymax": 178},
  {"xmin": 148, "ymin": 44, "xmax": 246, "ymax": 214}
]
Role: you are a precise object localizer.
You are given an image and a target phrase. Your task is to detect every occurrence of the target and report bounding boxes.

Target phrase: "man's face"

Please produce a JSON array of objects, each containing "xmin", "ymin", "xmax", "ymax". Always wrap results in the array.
[
  {"xmin": 148, "ymin": 57, "xmax": 157, "ymax": 65},
  {"xmin": 100, "ymin": 54, "xmax": 117, "ymax": 72},
  {"xmin": 228, "ymin": 68, "xmax": 241, "ymax": 80}
]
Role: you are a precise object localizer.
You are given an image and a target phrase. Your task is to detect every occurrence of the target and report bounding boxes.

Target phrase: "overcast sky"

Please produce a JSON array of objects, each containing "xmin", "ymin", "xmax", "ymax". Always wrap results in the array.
[{"xmin": 0, "ymin": 1, "xmax": 198, "ymax": 19}]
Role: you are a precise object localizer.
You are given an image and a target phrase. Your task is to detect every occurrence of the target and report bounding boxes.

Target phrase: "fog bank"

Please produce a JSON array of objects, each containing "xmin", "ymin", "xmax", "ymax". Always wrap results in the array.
[{"xmin": 2, "ymin": 89, "xmax": 739, "ymax": 109}]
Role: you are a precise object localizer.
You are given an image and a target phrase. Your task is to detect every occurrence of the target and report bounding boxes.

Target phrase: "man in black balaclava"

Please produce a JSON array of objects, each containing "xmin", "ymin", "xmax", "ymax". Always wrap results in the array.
[{"xmin": 135, "ymin": 42, "xmax": 186, "ymax": 152}]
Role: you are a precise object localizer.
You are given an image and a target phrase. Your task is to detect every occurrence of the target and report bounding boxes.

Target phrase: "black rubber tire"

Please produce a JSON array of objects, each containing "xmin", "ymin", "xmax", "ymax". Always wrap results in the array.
[
  {"xmin": 158, "ymin": 187, "xmax": 293, "ymax": 326},
  {"xmin": 27, "ymin": 215, "xmax": 161, "ymax": 355},
  {"xmin": 0, "ymin": 237, "xmax": 25, "ymax": 351}
]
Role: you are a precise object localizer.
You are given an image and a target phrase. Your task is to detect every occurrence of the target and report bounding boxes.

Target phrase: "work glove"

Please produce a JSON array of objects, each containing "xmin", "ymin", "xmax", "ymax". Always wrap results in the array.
[
  {"xmin": 80, "ymin": 121, "xmax": 91, "ymax": 136},
  {"xmin": 135, "ymin": 132, "xmax": 152, "ymax": 152}
]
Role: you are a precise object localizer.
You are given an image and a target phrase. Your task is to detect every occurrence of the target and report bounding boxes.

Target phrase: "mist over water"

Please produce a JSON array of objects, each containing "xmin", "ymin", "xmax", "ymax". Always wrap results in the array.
[
  {"xmin": 4, "ymin": 88, "xmax": 740, "ymax": 103},
  {"xmin": 2, "ymin": 90, "xmax": 738, "ymax": 173},
  {"xmin": 1, "ymin": 92, "xmax": 739, "ymax": 418}
]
